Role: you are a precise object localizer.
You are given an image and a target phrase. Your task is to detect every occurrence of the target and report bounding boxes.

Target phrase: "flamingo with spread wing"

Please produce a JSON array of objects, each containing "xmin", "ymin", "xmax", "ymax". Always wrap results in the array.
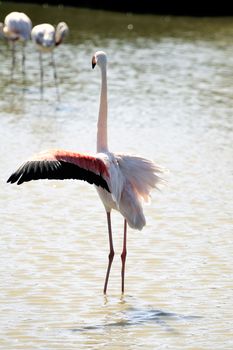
[{"xmin": 7, "ymin": 51, "xmax": 163, "ymax": 294}]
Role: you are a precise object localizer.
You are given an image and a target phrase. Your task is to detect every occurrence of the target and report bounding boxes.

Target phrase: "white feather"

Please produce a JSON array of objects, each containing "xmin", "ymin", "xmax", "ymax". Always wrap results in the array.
[
  {"xmin": 96, "ymin": 152, "xmax": 163, "ymax": 230},
  {"xmin": 97, "ymin": 152, "xmax": 124, "ymax": 206},
  {"xmin": 116, "ymin": 154, "xmax": 163, "ymax": 202}
]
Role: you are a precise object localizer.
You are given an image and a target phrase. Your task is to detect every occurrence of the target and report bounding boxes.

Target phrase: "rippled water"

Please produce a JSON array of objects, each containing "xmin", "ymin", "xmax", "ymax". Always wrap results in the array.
[{"xmin": 0, "ymin": 3, "xmax": 233, "ymax": 349}]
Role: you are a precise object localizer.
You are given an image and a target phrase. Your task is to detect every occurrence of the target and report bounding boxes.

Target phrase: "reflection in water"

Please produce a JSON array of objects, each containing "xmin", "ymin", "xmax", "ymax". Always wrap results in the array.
[
  {"xmin": 71, "ymin": 306, "xmax": 201, "ymax": 333},
  {"xmin": 37, "ymin": 51, "xmax": 61, "ymax": 101}
]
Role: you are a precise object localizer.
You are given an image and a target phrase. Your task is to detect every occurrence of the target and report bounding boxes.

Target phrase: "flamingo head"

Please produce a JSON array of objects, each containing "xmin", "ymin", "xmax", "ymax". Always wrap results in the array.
[
  {"xmin": 55, "ymin": 22, "xmax": 69, "ymax": 46},
  {"xmin": 92, "ymin": 51, "xmax": 107, "ymax": 69}
]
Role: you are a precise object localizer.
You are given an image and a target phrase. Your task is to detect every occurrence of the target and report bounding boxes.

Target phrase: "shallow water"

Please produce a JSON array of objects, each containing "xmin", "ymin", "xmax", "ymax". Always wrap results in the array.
[{"xmin": 0, "ymin": 3, "xmax": 233, "ymax": 349}]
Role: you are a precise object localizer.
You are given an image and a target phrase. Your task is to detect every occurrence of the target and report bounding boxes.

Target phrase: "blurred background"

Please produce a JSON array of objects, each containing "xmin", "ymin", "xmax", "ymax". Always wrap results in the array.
[
  {"xmin": 2, "ymin": 0, "xmax": 233, "ymax": 15},
  {"xmin": 0, "ymin": 1, "xmax": 233, "ymax": 350}
]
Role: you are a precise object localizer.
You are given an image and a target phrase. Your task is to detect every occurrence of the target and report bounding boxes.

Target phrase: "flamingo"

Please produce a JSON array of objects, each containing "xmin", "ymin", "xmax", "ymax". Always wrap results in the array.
[
  {"xmin": 0, "ymin": 11, "xmax": 32, "ymax": 78},
  {"xmin": 7, "ymin": 51, "xmax": 163, "ymax": 294},
  {"xmin": 31, "ymin": 22, "xmax": 69, "ymax": 98}
]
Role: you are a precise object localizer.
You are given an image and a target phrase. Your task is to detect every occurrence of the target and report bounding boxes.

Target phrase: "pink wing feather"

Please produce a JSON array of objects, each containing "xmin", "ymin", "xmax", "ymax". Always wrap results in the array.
[{"xmin": 7, "ymin": 150, "xmax": 110, "ymax": 192}]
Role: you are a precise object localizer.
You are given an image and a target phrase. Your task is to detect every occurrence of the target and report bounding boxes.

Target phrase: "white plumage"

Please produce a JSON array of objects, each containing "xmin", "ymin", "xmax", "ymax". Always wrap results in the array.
[
  {"xmin": 31, "ymin": 22, "xmax": 69, "ymax": 51},
  {"xmin": 95, "ymin": 152, "xmax": 161, "ymax": 230},
  {"xmin": 1, "ymin": 11, "xmax": 32, "ymax": 41}
]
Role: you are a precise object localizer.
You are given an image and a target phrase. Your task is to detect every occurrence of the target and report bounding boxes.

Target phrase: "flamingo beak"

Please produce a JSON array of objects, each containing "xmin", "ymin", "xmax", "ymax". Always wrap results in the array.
[{"xmin": 92, "ymin": 56, "xmax": 96, "ymax": 69}]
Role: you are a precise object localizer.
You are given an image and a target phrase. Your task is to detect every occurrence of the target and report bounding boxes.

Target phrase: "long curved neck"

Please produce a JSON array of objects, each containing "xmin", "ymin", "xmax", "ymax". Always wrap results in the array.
[
  {"xmin": 55, "ymin": 29, "xmax": 62, "ymax": 46},
  {"xmin": 97, "ymin": 65, "xmax": 108, "ymax": 152}
]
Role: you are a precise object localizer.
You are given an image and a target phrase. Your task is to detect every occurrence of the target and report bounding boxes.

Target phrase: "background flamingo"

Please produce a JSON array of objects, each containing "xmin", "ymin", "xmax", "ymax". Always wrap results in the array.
[
  {"xmin": 7, "ymin": 51, "xmax": 163, "ymax": 294},
  {"xmin": 31, "ymin": 22, "xmax": 69, "ymax": 98},
  {"xmin": 0, "ymin": 11, "xmax": 32, "ymax": 79}
]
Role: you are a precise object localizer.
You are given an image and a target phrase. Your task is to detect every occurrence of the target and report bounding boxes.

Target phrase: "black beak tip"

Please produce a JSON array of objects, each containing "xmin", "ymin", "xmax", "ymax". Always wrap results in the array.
[{"xmin": 92, "ymin": 62, "xmax": 96, "ymax": 69}]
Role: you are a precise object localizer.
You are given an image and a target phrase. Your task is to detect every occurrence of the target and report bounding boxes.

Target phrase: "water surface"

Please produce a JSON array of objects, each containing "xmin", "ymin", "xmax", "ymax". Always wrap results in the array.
[{"xmin": 0, "ymin": 3, "xmax": 233, "ymax": 349}]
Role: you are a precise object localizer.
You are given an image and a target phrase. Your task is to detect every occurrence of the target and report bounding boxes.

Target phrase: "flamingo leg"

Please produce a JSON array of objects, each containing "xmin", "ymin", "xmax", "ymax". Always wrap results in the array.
[
  {"xmin": 103, "ymin": 212, "xmax": 114, "ymax": 294},
  {"xmin": 22, "ymin": 42, "xmax": 26, "ymax": 77},
  {"xmin": 51, "ymin": 51, "xmax": 60, "ymax": 101},
  {"xmin": 10, "ymin": 41, "xmax": 16, "ymax": 81},
  {"xmin": 121, "ymin": 219, "xmax": 127, "ymax": 294},
  {"xmin": 39, "ymin": 52, "xmax": 44, "ymax": 99}
]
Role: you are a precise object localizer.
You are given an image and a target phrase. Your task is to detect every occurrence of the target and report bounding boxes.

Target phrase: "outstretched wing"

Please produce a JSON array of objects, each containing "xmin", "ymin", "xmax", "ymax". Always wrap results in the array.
[{"xmin": 7, "ymin": 150, "xmax": 110, "ymax": 192}]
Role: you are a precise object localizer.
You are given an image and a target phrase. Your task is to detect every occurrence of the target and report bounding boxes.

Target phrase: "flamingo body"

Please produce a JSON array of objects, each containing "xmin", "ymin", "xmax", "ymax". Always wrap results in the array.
[
  {"xmin": 7, "ymin": 51, "xmax": 163, "ymax": 294},
  {"xmin": 31, "ymin": 23, "xmax": 55, "ymax": 52},
  {"xmin": 31, "ymin": 22, "xmax": 69, "ymax": 51},
  {"xmin": 1, "ymin": 12, "xmax": 32, "ymax": 41},
  {"xmin": 96, "ymin": 152, "xmax": 161, "ymax": 230}
]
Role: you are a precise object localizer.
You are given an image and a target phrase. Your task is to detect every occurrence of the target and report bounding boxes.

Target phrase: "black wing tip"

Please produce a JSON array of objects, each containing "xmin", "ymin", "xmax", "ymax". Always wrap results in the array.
[
  {"xmin": 6, "ymin": 160, "xmax": 111, "ymax": 192},
  {"xmin": 7, "ymin": 174, "xmax": 19, "ymax": 184},
  {"xmin": 7, "ymin": 160, "xmax": 29, "ymax": 185}
]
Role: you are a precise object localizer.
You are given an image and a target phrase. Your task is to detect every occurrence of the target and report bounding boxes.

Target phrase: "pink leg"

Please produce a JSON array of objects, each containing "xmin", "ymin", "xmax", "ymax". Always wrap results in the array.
[
  {"xmin": 103, "ymin": 212, "xmax": 114, "ymax": 294},
  {"xmin": 121, "ymin": 219, "xmax": 127, "ymax": 294}
]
